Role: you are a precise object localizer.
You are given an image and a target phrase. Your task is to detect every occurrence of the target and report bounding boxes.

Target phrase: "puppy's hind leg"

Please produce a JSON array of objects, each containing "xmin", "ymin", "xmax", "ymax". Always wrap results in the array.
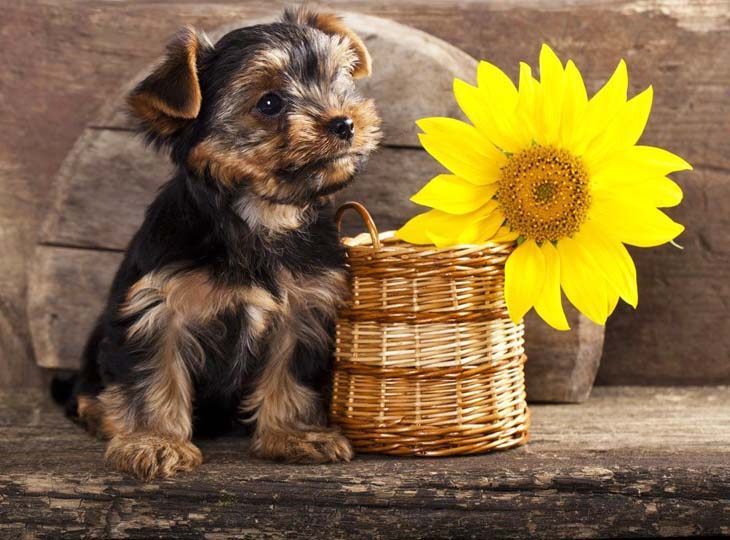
[{"xmin": 244, "ymin": 328, "xmax": 353, "ymax": 464}]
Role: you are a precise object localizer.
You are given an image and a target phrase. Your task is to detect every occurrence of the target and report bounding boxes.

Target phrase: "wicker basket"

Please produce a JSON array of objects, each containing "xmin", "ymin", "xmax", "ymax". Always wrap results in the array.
[{"xmin": 330, "ymin": 202, "xmax": 529, "ymax": 457}]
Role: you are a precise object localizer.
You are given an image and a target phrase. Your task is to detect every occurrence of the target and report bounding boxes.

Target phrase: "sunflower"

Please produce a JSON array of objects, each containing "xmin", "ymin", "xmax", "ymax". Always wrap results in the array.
[{"xmin": 396, "ymin": 44, "xmax": 690, "ymax": 330}]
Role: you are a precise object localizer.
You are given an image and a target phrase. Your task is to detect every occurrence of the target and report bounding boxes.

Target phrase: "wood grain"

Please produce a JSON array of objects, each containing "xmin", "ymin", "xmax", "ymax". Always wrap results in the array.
[{"xmin": 1, "ymin": 386, "xmax": 728, "ymax": 539}]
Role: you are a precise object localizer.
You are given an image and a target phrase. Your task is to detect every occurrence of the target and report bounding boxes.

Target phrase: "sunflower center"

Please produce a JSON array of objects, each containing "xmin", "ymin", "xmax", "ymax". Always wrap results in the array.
[{"xmin": 496, "ymin": 146, "xmax": 590, "ymax": 243}]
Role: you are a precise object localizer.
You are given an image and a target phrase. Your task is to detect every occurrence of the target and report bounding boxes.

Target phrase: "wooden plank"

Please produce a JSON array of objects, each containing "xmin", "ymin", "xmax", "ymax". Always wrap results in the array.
[
  {"xmin": 39, "ymin": 129, "xmax": 172, "ymax": 250},
  {"xmin": 0, "ymin": 386, "xmax": 728, "ymax": 538},
  {"xmin": 27, "ymin": 247, "xmax": 122, "ymax": 369}
]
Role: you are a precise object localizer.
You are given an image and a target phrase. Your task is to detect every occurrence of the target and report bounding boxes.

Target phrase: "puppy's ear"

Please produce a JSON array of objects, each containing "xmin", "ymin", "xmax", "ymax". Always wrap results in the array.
[
  {"xmin": 127, "ymin": 27, "xmax": 212, "ymax": 138},
  {"xmin": 283, "ymin": 8, "xmax": 372, "ymax": 79}
]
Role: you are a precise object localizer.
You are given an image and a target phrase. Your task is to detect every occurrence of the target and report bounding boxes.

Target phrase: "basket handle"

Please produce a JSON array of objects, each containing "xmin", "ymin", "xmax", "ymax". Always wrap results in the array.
[{"xmin": 335, "ymin": 201, "xmax": 382, "ymax": 250}]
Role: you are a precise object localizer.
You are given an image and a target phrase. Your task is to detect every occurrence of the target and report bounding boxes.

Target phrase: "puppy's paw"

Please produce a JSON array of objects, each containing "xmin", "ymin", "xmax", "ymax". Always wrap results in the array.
[
  {"xmin": 105, "ymin": 434, "xmax": 203, "ymax": 481},
  {"xmin": 251, "ymin": 427, "xmax": 354, "ymax": 464}
]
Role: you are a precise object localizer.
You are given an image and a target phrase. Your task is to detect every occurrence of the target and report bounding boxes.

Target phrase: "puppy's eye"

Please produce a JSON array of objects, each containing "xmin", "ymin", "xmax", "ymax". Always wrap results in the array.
[{"xmin": 256, "ymin": 93, "xmax": 284, "ymax": 116}]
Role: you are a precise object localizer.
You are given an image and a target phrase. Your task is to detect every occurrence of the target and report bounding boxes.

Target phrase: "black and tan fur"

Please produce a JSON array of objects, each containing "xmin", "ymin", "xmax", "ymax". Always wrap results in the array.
[{"xmin": 55, "ymin": 7, "xmax": 381, "ymax": 481}]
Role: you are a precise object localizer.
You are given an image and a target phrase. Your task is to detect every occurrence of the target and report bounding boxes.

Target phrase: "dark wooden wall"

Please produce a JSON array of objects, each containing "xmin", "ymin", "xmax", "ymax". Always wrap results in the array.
[{"xmin": 1, "ymin": 0, "xmax": 728, "ymax": 389}]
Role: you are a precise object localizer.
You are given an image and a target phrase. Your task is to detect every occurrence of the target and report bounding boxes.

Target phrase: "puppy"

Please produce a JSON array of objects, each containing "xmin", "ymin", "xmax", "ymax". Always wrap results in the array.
[{"xmin": 58, "ymin": 8, "xmax": 380, "ymax": 481}]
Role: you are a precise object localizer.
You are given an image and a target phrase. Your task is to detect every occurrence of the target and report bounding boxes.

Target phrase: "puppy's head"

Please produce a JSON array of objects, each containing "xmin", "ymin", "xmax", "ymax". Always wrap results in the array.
[{"xmin": 128, "ymin": 8, "xmax": 381, "ymax": 205}]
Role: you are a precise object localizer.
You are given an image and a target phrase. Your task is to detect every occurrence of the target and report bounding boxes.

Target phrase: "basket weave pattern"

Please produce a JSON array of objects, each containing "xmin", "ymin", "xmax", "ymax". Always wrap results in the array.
[{"xmin": 330, "ymin": 203, "xmax": 529, "ymax": 457}]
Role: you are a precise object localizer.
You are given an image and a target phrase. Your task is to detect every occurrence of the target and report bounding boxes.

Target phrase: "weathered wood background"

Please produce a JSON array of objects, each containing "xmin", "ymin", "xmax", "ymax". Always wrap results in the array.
[{"xmin": 1, "ymin": 0, "xmax": 729, "ymax": 388}]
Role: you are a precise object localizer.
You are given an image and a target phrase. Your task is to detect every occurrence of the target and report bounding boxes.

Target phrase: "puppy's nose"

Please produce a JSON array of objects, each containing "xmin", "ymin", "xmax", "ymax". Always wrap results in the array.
[{"xmin": 328, "ymin": 117, "xmax": 355, "ymax": 141}]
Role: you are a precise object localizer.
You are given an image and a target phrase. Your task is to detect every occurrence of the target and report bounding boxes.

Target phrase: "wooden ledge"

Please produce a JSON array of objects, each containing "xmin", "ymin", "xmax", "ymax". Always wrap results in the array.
[{"xmin": 1, "ymin": 386, "xmax": 728, "ymax": 539}]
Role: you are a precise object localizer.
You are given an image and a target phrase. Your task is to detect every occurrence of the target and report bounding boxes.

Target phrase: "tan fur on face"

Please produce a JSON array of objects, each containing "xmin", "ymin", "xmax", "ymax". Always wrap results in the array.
[
  {"xmin": 187, "ymin": 139, "xmax": 272, "ymax": 187},
  {"xmin": 186, "ymin": 22, "xmax": 380, "ymax": 199},
  {"xmin": 189, "ymin": 135, "xmax": 348, "ymax": 203}
]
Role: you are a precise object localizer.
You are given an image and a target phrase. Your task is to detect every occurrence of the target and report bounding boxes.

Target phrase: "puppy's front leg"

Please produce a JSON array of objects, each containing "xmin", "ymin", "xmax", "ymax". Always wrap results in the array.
[
  {"xmin": 100, "ymin": 359, "xmax": 202, "ymax": 481},
  {"xmin": 100, "ymin": 274, "xmax": 204, "ymax": 480},
  {"xmin": 245, "ymin": 328, "xmax": 353, "ymax": 463}
]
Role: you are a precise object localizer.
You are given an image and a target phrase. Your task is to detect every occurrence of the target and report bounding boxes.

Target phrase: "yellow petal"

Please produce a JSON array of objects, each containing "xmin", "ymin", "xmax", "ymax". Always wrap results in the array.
[
  {"xmin": 557, "ymin": 237, "xmax": 611, "ymax": 325},
  {"xmin": 444, "ymin": 203, "xmax": 502, "ymax": 246},
  {"xmin": 476, "ymin": 61, "xmax": 531, "ymax": 150},
  {"xmin": 411, "ymin": 174, "xmax": 498, "ymax": 214},
  {"xmin": 538, "ymin": 44, "xmax": 565, "ymax": 145},
  {"xmin": 533, "ymin": 242, "xmax": 570, "ymax": 330},
  {"xmin": 560, "ymin": 60, "xmax": 588, "ymax": 149},
  {"xmin": 416, "ymin": 117, "xmax": 496, "ymax": 161},
  {"xmin": 628, "ymin": 145, "xmax": 692, "ymax": 172},
  {"xmin": 574, "ymin": 220, "xmax": 638, "ymax": 308},
  {"xmin": 453, "ymin": 79, "xmax": 524, "ymax": 153},
  {"xmin": 589, "ymin": 145, "xmax": 692, "ymax": 185},
  {"xmin": 453, "ymin": 79, "xmax": 491, "ymax": 137},
  {"xmin": 395, "ymin": 210, "xmax": 441, "ymax": 245},
  {"xmin": 606, "ymin": 289, "xmax": 620, "ymax": 319},
  {"xmin": 633, "ymin": 176, "xmax": 683, "ymax": 208},
  {"xmin": 592, "ymin": 175, "xmax": 684, "ymax": 208},
  {"xmin": 590, "ymin": 194, "xmax": 685, "ymax": 247},
  {"xmin": 418, "ymin": 132, "xmax": 503, "ymax": 185},
  {"xmin": 516, "ymin": 61, "xmax": 540, "ymax": 141},
  {"xmin": 428, "ymin": 211, "xmax": 504, "ymax": 248},
  {"xmin": 618, "ymin": 86, "xmax": 653, "ymax": 146},
  {"xmin": 477, "ymin": 60, "xmax": 518, "ymax": 110},
  {"xmin": 583, "ymin": 86, "xmax": 653, "ymax": 169},
  {"xmin": 473, "ymin": 208, "xmax": 506, "ymax": 243},
  {"xmin": 396, "ymin": 203, "xmax": 499, "ymax": 247},
  {"xmin": 572, "ymin": 59, "xmax": 628, "ymax": 155},
  {"xmin": 504, "ymin": 239, "xmax": 545, "ymax": 323},
  {"xmin": 492, "ymin": 226, "xmax": 520, "ymax": 243}
]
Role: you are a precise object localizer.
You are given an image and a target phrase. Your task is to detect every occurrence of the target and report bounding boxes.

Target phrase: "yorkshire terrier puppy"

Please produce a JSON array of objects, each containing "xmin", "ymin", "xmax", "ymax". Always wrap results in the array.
[{"xmin": 58, "ymin": 8, "xmax": 380, "ymax": 480}]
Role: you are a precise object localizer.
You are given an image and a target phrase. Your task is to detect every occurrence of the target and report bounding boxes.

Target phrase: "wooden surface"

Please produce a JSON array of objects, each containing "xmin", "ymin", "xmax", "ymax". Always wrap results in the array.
[
  {"xmin": 1, "ymin": 386, "xmax": 728, "ymax": 539},
  {"xmin": 2, "ymin": 0, "xmax": 729, "ymax": 387}
]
